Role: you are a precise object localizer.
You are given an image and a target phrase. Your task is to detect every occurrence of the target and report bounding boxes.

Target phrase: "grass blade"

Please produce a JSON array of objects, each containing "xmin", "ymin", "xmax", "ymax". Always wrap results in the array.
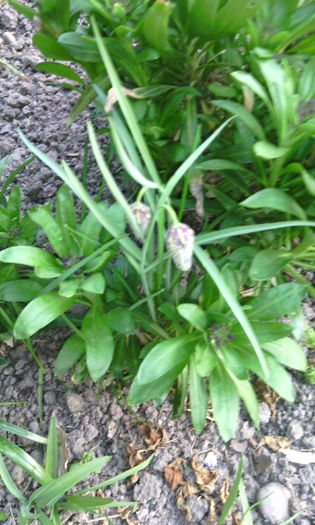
[
  {"xmin": 0, "ymin": 453, "xmax": 27, "ymax": 502},
  {"xmin": 0, "ymin": 418, "xmax": 47, "ymax": 444},
  {"xmin": 218, "ymin": 457, "xmax": 243, "ymax": 525},
  {"xmin": 45, "ymin": 417, "xmax": 58, "ymax": 478}
]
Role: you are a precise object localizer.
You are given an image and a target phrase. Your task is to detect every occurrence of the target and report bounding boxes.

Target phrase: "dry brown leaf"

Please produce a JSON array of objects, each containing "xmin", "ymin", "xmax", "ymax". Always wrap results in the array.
[
  {"xmin": 204, "ymin": 495, "xmax": 217, "ymax": 523},
  {"xmin": 104, "ymin": 86, "xmax": 142, "ymax": 112},
  {"xmin": 255, "ymin": 379, "xmax": 279, "ymax": 417},
  {"xmin": 139, "ymin": 424, "xmax": 168, "ymax": 451},
  {"xmin": 192, "ymin": 455, "xmax": 219, "ymax": 493},
  {"xmin": 219, "ymin": 477, "xmax": 231, "ymax": 504},
  {"xmin": 164, "ymin": 457, "xmax": 185, "ymax": 491},
  {"xmin": 125, "ymin": 444, "xmax": 147, "ymax": 483},
  {"xmin": 260, "ymin": 435, "xmax": 291, "ymax": 451},
  {"xmin": 175, "ymin": 482, "xmax": 199, "ymax": 521}
]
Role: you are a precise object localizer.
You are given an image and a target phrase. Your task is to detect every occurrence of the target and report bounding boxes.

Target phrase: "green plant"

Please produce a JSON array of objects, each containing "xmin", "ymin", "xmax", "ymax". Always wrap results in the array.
[{"xmin": 0, "ymin": 416, "xmax": 152, "ymax": 524}]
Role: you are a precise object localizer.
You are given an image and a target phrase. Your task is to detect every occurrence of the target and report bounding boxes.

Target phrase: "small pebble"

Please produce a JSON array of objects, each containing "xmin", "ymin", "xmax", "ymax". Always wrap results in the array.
[
  {"xmin": 287, "ymin": 420, "xmax": 304, "ymax": 440},
  {"xmin": 3, "ymin": 31, "xmax": 17, "ymax": 47},
  {"xmin": 66, "ymin": 393, "xmax": 85, "ymax": 413},
  {"xmin": 259, "ymin": 402, "xmax": 271, "ymax": 424},
  {"xmin": 258, "ymin": 482, "xmax": 290, "ymax": 524}
]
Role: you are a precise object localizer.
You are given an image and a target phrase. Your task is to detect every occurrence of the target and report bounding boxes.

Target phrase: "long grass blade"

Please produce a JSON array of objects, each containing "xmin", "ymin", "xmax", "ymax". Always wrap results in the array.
[
  {"xmin": 196, "ymin": 221, "xmax": 315, "ymax": 245},
  {"xmin": 0, "ymin": 453, "xmax": 27, "ymax": 502},
  {"xmin": 91, "ymin": 17, "xmax": 161, "ymax": 185},
  {"xmin": 0, "ymin": 418, "xmax": 47, "ymax": 444},
  {"xmin": 194, "ymin": 245, "xmax": 269, "ymax": 376},
  {"xmin": 218, "ymin": 457, "xmax": 244, "ymax": 525}
]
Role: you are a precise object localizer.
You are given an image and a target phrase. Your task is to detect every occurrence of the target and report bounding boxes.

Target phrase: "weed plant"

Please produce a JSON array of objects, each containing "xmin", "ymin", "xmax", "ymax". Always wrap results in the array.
[{"xmin": 1, "ymin": 0, "xmax": 314, "ymax": 441}]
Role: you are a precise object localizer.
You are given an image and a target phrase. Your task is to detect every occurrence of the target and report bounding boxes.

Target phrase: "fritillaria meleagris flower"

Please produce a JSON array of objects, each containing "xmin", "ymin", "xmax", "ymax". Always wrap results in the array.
[
  {"xmin": 165, "ymin": 222, "xmax": 195, "ymax": 271},
  {"xmin": 130, "ymin": 202, "xmax": 151, "ymax": 237}
]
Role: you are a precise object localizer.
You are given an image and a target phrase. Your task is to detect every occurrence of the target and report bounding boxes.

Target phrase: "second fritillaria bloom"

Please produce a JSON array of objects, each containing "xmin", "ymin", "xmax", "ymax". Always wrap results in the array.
[
  {"xmin": 129, "ymin": 202, "xmax": 151, "ymax": 237},
  {"xmin": 165, "ymin": 222, "xmax": 195, "ymax": 271}
]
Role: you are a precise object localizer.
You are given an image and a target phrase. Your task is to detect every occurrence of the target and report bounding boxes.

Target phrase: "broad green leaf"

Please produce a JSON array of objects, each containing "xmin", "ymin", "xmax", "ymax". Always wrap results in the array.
[
  {"xmin": 28, "ymin": 207, "xmax": 67, "ymax": 257},
  {"xmin": 241, "ymin": 188, "xmax": 306, "ymax": 220},
  {"xmin": 14, "ymin": 292, "xmax": 74, "ymax": 339},
  {"xmin": 56, "ymin": 184, "xmax": 78, "ymax": 254},
  {"xmin": 302, "ymin": 168, "xmax": 315, "ymax": 196},
  {"xmin": 194, "ymin": 246, "xmax": 269, "ymax": 376},
  {"xmin": 212, "ymin": 100, "xmax": 265, "ymax": 139},
  {"xmin": 7, "ymin": 186, "xmax": 21, "ymax": 222},
  {"xmin": 81, "ymin": 308, "xmax": 114, "ymax": 381},
  {"xmin": 58, "ymin": 32, "xmax": 100, "ymax": 62},
  {"xmin": 128, "ymin": 364, "xmax": 183, "ymax": 404},
  {"xmin": 209, "ymin": 363, "xmax": 240, "ymax": 442},
  {"xmin": 230, "ymin": 321, "xmax": 292, "ymax": 344},
  {"xmin": 81, "ymin": 273, "xmax": 105, "ymax": 294},
  {"xmin": 141, "ymin": 0, "xmax": 173, "ymax": 52},
  {"xmin": 189, "ymin": 357, "xmax": 208, "ymax": 433},
  {"xmin": 0, "ymin": 280, "xmax": 43, "ymax": 302},
  {"xmin": 262, "ymin": 337, "xmax": 307, "ymax": 371},
  {"xmin": 0, "ymin": 453, "xmax": 27, "ymax": 502},
  {"xmin": 248, "ymin": 283, "xmax": 306, "ymax": 320},
  {"xmin": 45, "ymin": 417, "xmax": 58, "ymax": 479},
  {"xmin": 194, "ymin": 343, "xmax": 218, "ymax": 377},
  {"xmin": 220, "ymin": 346, "xmax": 248, "ymax": 380},
  {"xmin": 31, "ymin": 456, "xmax": 111, "ymax": 508},
  {"xmin": 249, "ymin": 249, "xmax": 292, "ymax": 280},
  {"xmin": 36, "ymin": 62, "xmax": 85, "ymax": 85},
  {"xmin": 58, "ymin": 279, "xmax": 81, "ymax": 297},
  {"xmin": 231, "ymin": 71, "xmax": 270, "ymax": 104},
  {"xmin": 33, "ymin": 33, "xmax": 73, "ymax": 60},
  {"xmin": 0, "ymin": 246, "xmax": 63, "ymax": 278},
  {"xmin": 0, "ymin": 435, "xmax": 51, "ymax": 484},
  {"xmin": 105, "ymin": 307, "xmax": 135, "ymax": 334},
  {"xmin": 298, "ymin": 56, "xmax": 315, "ymax": 100},
  {"xmin": 54, "ymin": 334, "xmax": 85, "ymax": 376},
  {"xmin": 136, "ymin": 334, "xmax": 200, "ymax": 385},
  {"xmin": 78, "ymin": 209, "xmax": 103, "ymax": 255},
  {"xmin": 177, "ymin": 303, "xmax": 208, "ymax": 331},
  {"xmin": 253, "ymin": 141, "xmax": 289, "ymax": 159}
]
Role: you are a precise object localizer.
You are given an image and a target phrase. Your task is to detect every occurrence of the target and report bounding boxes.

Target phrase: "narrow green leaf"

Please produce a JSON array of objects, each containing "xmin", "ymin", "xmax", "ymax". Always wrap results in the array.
[
  {"xmin": 0, "ymin": 435, "xmax": 52, "ymax": 484},
  {"xmin": 81, "ymin": 307, "xmax": 114, "ymax": 381},
  {"xmin": 33, "ymin": 34, "xmax": 73, "ymax": 60},
  {"xmin": 0, "ymin": 453, "xmax": 27, "ymax": 502},
  {"xmin": 0, "ymin": 418, "xmax": 47, "ymax": 444},
  {"xmin": 14, "ymin": 292, "xmax": 74, "ymax": 339},
  {"xmin": 45, "ymin": 417, "xmax": 58, "ymax": 478},
  {"xmin": 31, "ymin": 456, "xmax": 111, "ymax": 508},
  {"xmin": 76, "ymin": 455, "xmax": 153, "ymax": 494},
  {"xmin": 177, "ymin": 303, "xmax": 208, "ymax": 331},
  {"xmin": 8, "ymin": 0, "xmax": 37, "ymax": 19},
  {"xmin": 189, "ymin": 357, "xmax": 208, "ymax": 433},
  {"xmin": 28, "ymin": 207, "xmax": 68, "ymax": 257},
  {"xmin": 218, "ymin": 457, "xmax": 244, "ymax": 525},
  {"xmin": 128, "ymin": 364, "xmax": 184, "ymax": 404},
  {"xmin": 231, "ymin": 71, "xmax": 270, "ymax": 104},
  {"xmin": 54, "ymin": 334, "xmax": 85, "ymax": 376},
  {"xmin": 232, "ymin": 378, "xmax": 259, "ymax": 427},
  {"xmin": 56, "ymin": 184, "xmax": 78, "ymax": 254},
  {"xmin": 209, "ymin": 363, "xmax": 240, "ymax": 442}
]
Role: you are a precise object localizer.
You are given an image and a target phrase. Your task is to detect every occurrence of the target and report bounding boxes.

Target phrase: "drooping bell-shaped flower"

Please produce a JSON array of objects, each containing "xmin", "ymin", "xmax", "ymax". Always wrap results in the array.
[
  {"xmin": 130, "ymin": 202, "xmax": 151, "ymax": 237},
  {"xmin": 165, "ymin": 222, "xmax": 195, "ymax": 271}
]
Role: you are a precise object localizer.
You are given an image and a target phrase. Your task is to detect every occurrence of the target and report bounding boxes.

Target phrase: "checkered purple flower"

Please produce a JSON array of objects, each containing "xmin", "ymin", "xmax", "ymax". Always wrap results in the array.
[
  {"xmin": 165, "ymin": 222, "xmax": 195, "ymax": 271},
  {"xmin": 130, "ymin": 202, "xmax": 151, "ymax": 237}
]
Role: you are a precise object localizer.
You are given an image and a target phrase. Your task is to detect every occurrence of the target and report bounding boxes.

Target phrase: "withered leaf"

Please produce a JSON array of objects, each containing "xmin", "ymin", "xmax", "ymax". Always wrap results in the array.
[
  {"xmin": 192, "ymin": 455, "xmax": 219, "ymax": 493},
  {"xmin": 260, "ymin": 435, "xmax": 291, "ymax": 451},
  {"xmin": 219, "ymin": 477, "xmax": 231, "ymax": 504},
  {"xmin": 255, "ymin": 379, "xmax": 279, "ymax": 417},
  {"xmin": 204, "ymin": 495, "xmax": 217, "ymax": 523},
  {"xmin": 164, "ymin": 457, "xmax": 184, "ymax": 491},
  {"xmin": 175, "ymin": 482, "xmax": 199, "ymax": 522},
  {"xmin": 125, "ymin": 444, "xmax": 147, "ymax": 483},
  {"xmin": 139, "ymin": 424, "xmax": 168, "ymax": 451}
]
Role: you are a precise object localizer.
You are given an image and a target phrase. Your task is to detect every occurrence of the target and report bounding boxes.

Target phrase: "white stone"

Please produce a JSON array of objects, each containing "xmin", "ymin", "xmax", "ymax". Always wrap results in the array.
[{"xmin": 258, "ymin": 482, "xmax": 290, "ymax": 524}]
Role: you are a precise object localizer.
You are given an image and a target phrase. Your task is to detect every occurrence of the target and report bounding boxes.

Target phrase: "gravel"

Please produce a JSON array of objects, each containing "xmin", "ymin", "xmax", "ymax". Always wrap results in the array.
[{"xmin": 0, "ymin": 4, "xmax": 315, "ymax": 525}]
